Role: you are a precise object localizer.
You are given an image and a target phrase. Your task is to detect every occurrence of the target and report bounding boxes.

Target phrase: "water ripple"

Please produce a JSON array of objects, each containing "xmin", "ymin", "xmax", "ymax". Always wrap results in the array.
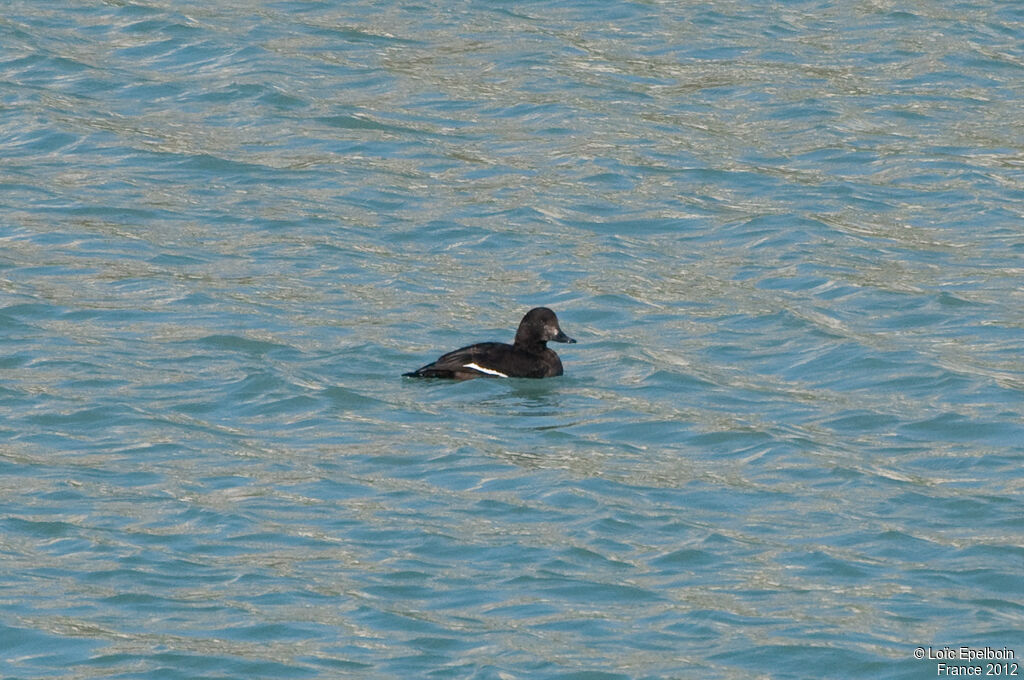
[{"xmin": 2, "ymin": 0, "xmax": 1022, "ymax": 678}]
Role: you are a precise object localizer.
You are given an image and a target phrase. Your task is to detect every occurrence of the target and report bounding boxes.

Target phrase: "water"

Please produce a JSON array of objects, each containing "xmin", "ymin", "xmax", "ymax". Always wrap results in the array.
[{"xmin": 2, "ymin": 1, "xmax": 1022, "ymax": 678}]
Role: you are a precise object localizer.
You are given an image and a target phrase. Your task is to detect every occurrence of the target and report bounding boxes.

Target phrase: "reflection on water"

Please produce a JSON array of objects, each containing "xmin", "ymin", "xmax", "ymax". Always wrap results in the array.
[{"xmin": 2, "ymin": 0, "xmax": 1022, "ymax": 678}]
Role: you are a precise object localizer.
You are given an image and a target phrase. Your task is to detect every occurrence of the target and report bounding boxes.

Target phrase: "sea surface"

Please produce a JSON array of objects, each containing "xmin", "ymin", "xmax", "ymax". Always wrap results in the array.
[{"xmin": 2, "ymin": 1, "xmax": 1023, "ymax": 678}]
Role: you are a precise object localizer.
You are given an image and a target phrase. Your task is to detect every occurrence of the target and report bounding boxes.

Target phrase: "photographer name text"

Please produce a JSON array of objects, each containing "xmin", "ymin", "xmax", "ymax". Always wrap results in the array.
[
  {"xmin": 914, "ymin": 647, "xmax": 1018, "ymax": 677},
  {"xmin": 915, "ymin": 648, "xmax": 1015, "ymax": 662}
]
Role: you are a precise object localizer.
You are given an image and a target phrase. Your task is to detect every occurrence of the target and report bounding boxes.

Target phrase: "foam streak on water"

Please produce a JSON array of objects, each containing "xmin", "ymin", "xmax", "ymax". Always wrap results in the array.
[{"xmin": 2, "ymin": 1, "xmax": 1022, "ymax": 678}]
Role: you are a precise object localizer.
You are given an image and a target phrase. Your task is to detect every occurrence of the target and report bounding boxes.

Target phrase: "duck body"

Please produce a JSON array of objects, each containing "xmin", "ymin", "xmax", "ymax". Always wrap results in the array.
[{"xmin": 403, "ymin": 307, "xmax": 575, "ymax": 380}]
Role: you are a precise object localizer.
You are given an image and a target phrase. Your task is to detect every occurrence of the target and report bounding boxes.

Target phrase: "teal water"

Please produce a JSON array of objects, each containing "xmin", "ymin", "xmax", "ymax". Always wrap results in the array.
[{"xmin": 2, "ymin": 1, "xmax": 1023, "ymax": 678}]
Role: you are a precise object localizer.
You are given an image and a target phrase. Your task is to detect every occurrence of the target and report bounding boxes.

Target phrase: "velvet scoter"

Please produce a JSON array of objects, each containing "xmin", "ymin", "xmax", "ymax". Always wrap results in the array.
[{"xmin": 403, "ymin": 307, "xmax": 576, "ymax": 379}]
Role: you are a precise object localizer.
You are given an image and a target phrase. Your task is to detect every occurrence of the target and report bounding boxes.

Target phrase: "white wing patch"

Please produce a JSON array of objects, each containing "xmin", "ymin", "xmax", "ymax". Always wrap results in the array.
[{"xmin": 463, "ymin": 362, "xmax": 508, "ymax": 378}]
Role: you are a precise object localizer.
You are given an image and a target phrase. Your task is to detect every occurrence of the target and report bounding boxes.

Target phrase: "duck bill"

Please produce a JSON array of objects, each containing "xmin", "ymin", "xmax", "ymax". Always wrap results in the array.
[{"xmin": 553, "ymin": 330, "xmax": 576, "ymax": 344}]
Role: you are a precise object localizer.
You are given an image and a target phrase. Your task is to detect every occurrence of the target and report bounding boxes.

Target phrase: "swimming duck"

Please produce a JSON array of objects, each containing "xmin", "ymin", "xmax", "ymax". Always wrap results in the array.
[{"xmin": 403, "ymin": 307, "xmax": 576, "ymax": 379}]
